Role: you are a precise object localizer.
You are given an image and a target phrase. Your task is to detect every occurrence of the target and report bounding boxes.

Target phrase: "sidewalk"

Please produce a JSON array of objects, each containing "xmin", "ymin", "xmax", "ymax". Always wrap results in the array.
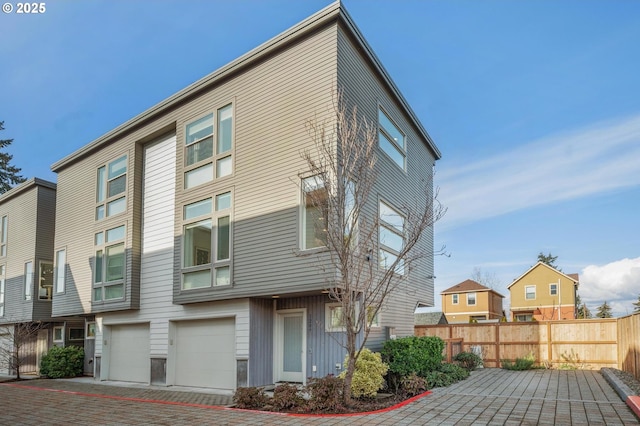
[{"xmin": 0, "ymin": 369, "xmax": 637, "ymax": 425}]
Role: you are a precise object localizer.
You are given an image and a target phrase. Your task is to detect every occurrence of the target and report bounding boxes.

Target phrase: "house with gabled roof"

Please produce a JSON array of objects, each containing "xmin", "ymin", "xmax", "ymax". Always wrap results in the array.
[
  {"xmin": 441, "ymin": 279, "xmax": 504, "ymax": 323},
  {"xmin": 508, "ymin": 261, "xmax": 579, "ymax": 321}
]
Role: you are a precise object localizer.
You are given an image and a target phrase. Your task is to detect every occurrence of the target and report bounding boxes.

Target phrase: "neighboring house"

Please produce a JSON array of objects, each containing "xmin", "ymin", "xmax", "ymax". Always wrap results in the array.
[
  {"xmin": 441, "ymin": 280, "xmax": 505, "ymax": 324},
  {"xmin": 508, "ymin": 261, "xmax": 579, "ymax": 321},
  {"xmin": 50, "ymin": 2, "xmax": 440, "ymax": 390},
  {"xmin": 0, "ymin": 178, "xmax": 84, "ymax": 376},
  {"xmin": 415, "ymin": 312, "xmax": 448, "ymax": 325}
]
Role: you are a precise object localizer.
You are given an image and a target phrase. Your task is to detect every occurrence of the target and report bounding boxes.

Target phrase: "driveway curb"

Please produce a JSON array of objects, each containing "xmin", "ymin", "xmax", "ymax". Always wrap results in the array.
[{"xmin": 601, "ymin": 368, "xmax": 640, "ymax": 420}]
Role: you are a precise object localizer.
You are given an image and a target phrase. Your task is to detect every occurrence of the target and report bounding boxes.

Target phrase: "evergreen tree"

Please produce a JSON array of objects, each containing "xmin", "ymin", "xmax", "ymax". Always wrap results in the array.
[
  {"xmin": 537, "ymin": 252, "xmax": 561, "ymax": 271},
  {"xmin": 633, "ymin": 294, "xmax": 640, "ymax": 313},
  {"xmin": 0, "ymin": 121, "xmax": 26, "ymax": 194},
  {"xmin": 595, "ymin": 301, "xmax": 613, "ymax": 318},
  {"xmin": 576, "ymin": 293, "xmax": 592, "ymax": 319}
]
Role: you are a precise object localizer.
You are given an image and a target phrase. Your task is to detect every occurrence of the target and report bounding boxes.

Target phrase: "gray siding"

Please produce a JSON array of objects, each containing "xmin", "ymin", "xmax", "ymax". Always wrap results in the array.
[{"xmin": 248, "ymin": 298, "xmax": 273, "ymax": 386}]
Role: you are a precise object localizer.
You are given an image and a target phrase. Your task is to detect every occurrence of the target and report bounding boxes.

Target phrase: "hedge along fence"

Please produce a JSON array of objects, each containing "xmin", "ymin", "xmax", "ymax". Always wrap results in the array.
[{"xmin": 415, "ymin": 318, "xmax": 619, "ymax": 371}]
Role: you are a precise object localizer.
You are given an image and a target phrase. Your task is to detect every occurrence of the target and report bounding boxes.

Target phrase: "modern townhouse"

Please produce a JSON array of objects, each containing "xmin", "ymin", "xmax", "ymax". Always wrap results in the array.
[
  {"xmin": 0, "ymin": 178, "xmax": 85, "ymax": 375},
  {"xmin": 50, "ymin": 1, "xmax": 440, "ymax": 390}
]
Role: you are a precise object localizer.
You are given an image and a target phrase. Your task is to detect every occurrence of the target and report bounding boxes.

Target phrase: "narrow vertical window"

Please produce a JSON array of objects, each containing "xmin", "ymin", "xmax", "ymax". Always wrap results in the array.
[
  {"xmin": 378, "ymin": 200, "xmax": 404, "ymax": 274},
  {"xmin": 301, "ymin": 176, "xmax": 327, "ymax": 250},
  {"xmin": 0, "ymin": 215, "xmax": 7, "ymax": 256},
  {"xmin": 467, "ymin": 292, "xmax": 477, "ymax": 306},
  {"xmin": 452, "ymin": 294, "xmax": 459, "ymax": 304},
  {"xmin": 24, "ymin": 261, "xmax": 33, "ymax": 300},
  {"xmin": 39, "ymin": 261, "xmax": 54, "ymax": 300},
  {"xmin": 96, "ymin": 156, "xmax": 127, "ymax": 220},
  {"xmin": 55, "ymin": 249, "xmax": 66, "ymax": 293},
  {"xmin": 378, "ymin": 108, "xmax": 406, "ymax": 170},
  {"xmin": 93, "ymin": 225, "xmax": 125, "ymax": 301},
  {"xmin": 550, "ymin": 283, "xmax": 558, "ymax": 296},
  {"xmin": 0, "ymin": 264, "xmax": 5, "ymax": 316}
]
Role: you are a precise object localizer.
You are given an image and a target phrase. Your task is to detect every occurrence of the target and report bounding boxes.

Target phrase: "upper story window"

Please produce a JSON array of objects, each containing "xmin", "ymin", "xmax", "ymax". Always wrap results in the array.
[
  {"xmin": 184, "ymin": 104, "xmax": 233, "ymax": 189},
  {"xmin": 550, "ymin": 283, "xmax": 558, "ymax": 296},
  {"xmin": 0, "ymin": 264, "xmax": 5, "ymax": 317},
  {"xmin": 378, "ymin": 108, "xmax": 406, "ymax": 170},
  {"xmin": 525, "ymin": 285, "xmax": 536, "ymax": 300},
  {"xmin": 182, "ymin": 192, "xmax": 232, "ymax": 290},
  {"xmin": 93, "ymin": 225, "xmax": 126, "ymax": 302},
  {"xmin": 96, "ymin": 155, "xmax": 127, "ymax": 220},
  {"xmin": 55, "ymin": 249, "xmax": 66, "ymax": 294},
  {"xmin": 301, "ymin": 176, "xmax": 327, "ymax": 250},
  {"xmin": 378, "ymin": 200, "xmax": 405, "ymax": 275},
  {"xmin": 0, "ymin": 215, "xmax": 7, "ymax": 257},
  {"xmin": 38, "ymin": 261, "xmax": 53, "ymax": 301},
  {"xmin": 452, "ymin": 294, "xmax": 459, "ymax": 304},
  {"xmin": 467, "ymin": 292, "xmax": 477, "ymax": 306},
  {"xmin": 24, "ymin": 261, "xmax": 33, "ymax": 301}
]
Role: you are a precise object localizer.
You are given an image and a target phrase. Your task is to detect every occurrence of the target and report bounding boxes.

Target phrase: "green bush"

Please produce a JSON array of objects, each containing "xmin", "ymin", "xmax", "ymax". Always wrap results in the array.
[
  {"xmin": 306, "ymin": 375, "xmax": 345, "ymax": 412},
  {"xmin": 438, "ymin": 363, "xmax": 469, "ymax": 381},
  {"xmin": 40, "ymin": 345, "xmax": 84, "ymax": 379},
  {"xmin": 338, "ymin": 348, "xmax": 388, "ymax": 398},
  {"xmin": 501, "ymin": 352, "xmax": 536, "ymax": 370},
  {"xmin": 233, "ymin": 386, "xmax": 269, "ymax": 409},
  {"xmin": 382, "ymin": 336, "xmax": 444, "ymax": 391},
  {"xmin": 453, "ymin": 351, "xmax": 483, "ymax": 371}
]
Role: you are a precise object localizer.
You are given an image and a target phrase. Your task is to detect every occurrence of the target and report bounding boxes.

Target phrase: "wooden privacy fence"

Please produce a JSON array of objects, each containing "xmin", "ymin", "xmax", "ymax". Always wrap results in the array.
[
  {"xmin": 618, "ymin": 313, "xmax": 640, "ymax": 380},
  {"xmin": 415, "ymin": 318, "xmax": 619, "ymax": 370}
]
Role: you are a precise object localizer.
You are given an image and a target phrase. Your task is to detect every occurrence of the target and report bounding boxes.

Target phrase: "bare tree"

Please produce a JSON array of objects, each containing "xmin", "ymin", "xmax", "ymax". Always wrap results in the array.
[
  {"xmin": 470, "ymin": 267, "xmax": 500, "ymax": 289},
  {"xmin": 0, "ymin": 321, "xmax": 47, "ymax": 379},
  {"xmin": 301, "ymin": 90, "xmax": 445, "ymax": 404}
]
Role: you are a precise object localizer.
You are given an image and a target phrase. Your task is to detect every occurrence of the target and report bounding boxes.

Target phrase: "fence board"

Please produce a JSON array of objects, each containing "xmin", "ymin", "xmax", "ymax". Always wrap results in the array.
[{"xmin": 618, "ymin": 313, "xmax": 640, "ymax": 381}]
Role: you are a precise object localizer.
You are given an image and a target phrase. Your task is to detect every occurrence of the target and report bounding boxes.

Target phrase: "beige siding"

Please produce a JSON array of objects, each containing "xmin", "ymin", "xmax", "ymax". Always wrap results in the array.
[{"xmin": 337, "ymin": 25, "xmax": 437, "ymax": 338}]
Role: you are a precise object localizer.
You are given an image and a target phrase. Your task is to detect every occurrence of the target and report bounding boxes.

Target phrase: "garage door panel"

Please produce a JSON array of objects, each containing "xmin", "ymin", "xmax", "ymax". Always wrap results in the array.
[
  {"xmin": 175, "ymin": 318, "xmax": 235, "ymax": 389},
  {"xmin": 109, "ymin": 324, "xmax": 149, "ymax": 383}
]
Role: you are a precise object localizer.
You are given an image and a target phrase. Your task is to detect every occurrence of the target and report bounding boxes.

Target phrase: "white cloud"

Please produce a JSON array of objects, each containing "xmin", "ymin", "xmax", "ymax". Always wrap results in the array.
[
  {"xmin": 437, "ymin": 114, "xmax": 640, "ymax": 230},
  {"xmin": 579, "ymin": 257, "xmax": 640, "ymax": 316}
]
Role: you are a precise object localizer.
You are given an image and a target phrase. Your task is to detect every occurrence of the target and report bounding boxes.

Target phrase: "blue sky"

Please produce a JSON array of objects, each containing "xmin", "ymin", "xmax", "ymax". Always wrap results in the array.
[{"xmin": 1, "ymin": 0, "xmax": 639, "ymax": 316}]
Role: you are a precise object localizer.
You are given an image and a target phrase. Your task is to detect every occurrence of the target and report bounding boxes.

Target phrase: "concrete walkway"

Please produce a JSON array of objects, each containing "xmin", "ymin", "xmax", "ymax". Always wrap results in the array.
[{"xmin": 0, "ymin": 369, "xmax": 637, "ymax": 425}]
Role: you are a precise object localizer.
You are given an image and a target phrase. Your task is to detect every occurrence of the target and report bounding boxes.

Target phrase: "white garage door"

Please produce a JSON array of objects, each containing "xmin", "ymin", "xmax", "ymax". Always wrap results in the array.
[
  {"xmin": 175, "ymin": 318, "xmax": 235, "ymax": 389},
  {"xmin": 109, "ymin": 324, "xmax": 149, "ymax": 383}
]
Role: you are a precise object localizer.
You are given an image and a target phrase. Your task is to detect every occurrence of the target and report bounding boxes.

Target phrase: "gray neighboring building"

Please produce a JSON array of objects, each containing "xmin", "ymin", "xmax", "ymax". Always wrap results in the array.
[
  {"xmin": 415, "ymin": 312, "xmax": 448, "ymax": 325},
  {"xmin": 50, "ymin": 1, "xmax": 440, "ymax": 390}
]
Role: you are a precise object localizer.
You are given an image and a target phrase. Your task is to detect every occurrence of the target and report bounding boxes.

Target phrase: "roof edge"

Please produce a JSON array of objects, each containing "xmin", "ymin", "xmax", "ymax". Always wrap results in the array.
[
  {"xmin": 507, "ymin": 261, "xmax": 580, "ymax": 289},
  {"xmin": 0, "ymin": 177, "xmax": 57, "ymax": 204}
]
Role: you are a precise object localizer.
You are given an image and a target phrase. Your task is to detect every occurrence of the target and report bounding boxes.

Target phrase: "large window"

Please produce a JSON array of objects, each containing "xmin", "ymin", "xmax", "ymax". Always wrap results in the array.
[
  {"xmin": 378, "ymin": 108, "xmax": 406, "ymax": 170},
  {"xmin": 38, "ymin": 261, "xmax": 54, "ymax": 300},
  {"xmin": 378, "ymin": 200, "xmax": 404, "ymax": 275},
  {"xmin": 525, "ymin": 285, "xmax": 536, "ymax": 300},
  {"xmin": 93, "ymin": 225, "xmax": 125, "ymax": 302},
  {"xmin": 184, "ymin": 104, "xmax": 233, "ymax": 189},
  {"xmin": 55, "ymin": 249, "xmax": 66, "ymax": 294},
  {"xmin": 24, "ymin": 261, "xmax": 33, "ymax": 300},
  {"xmin": 0, "ymin": 215, "xmax": 7, "ymax": 257},
  {"xmin": 182, "ymin": 192, "xmax": 232, "ymax": 290},
  {"xmin": 96, "ymin": 155, "xmax": 127, "ymax": 220},
  {"xmin": 301, "ymin": 176, "xmax": 327, "ymax": 250},
  {"xmin": 0, "ymin": 264, "xmax": 5, "ymax": 317}
]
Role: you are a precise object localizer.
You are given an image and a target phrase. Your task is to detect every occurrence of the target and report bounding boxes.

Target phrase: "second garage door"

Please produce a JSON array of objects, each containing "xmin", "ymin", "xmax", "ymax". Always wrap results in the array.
[
  {"xmin": 109, "ymin": 323, "xmax": 150, "ymax": 383},
  {"xmin": 174, "ymin": 318, "xmax": 235, "ymax": 389}
]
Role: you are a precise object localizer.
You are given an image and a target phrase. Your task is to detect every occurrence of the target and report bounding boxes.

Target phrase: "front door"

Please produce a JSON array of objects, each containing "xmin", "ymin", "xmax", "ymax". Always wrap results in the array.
[{"xmin": 275, "ymin": 310, "xmax": 305, "ymax": 383}]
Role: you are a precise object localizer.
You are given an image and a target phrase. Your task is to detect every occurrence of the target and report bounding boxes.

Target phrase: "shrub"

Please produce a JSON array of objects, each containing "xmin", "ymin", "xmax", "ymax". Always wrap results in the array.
[
  {"xmin": 453, "ymin": 351, "xmax": 483, "ymax": 371},
  {"xmin": 271, "ymin": 383, "xmax": 304, "ymax": 411},
  {"xmin": 306, "ymin": 375, "xmax": 345, "ymax": 412},
  {"xmin": 438, "ymin": 363, "xmax": 470, "ymax": 381},
  {"xmin": 40, "ymin": 345, "xmax": 84, "ymax": 379},
  {"xmin": 400, "ymin": 373, "xmax": 427, "ymax": 397},
  {"xmin": 338, "ymin": 348, "xmax": 388, "ymax": 398},
  {"xmin": 424, "ymin": 370, "xmax": 453, "ymax": 388},
  {"xmin": 381, "ymin": 336, "xmax": 445, "ymax": 390},
  {"xmin": 501, "ymin": 352, "xmax": 536, "ymax": 370},
  {"xmin": 233, "ymin": 386, "xmax": 269, "ymax": 409}
]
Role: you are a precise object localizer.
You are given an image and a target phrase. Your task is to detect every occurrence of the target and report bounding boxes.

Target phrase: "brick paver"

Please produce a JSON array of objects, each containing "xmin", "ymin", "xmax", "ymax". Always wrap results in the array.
[{"xmin": 0, "ymin": 369, "xmax": 637, "ymax": 425}]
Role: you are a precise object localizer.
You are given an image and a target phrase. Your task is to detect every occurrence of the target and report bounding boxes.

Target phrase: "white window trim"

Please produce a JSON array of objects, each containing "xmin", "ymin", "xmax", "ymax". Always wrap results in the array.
[
  {"xmin": 525, "ymin": 285, "xmax": 536, "ymax": 300},
  {"xmin": 24, "ymin": 260, "xmax": 33, "ymax": 301},
  {"xmin": 467, "ymin": 292, "xmax": 476, "ymax": 306},
  {"xmin": 0, "ymin": 215, "xmax": 7, "ymax": 257},
  {"xmin": 378, "ymin": 199, "xmax": 405, "ymax": 275},
  {"xmin": 300, "ymin": 175, "xmax": 327, "ymax": 251},
  {"xmin": 93, "ymin": 224, "xmax": 126, "ymax": 302},
  {"xmin": 53, "ymin": 326, "xmax": 64, "ymax": 343},
  {"xmin": 325, "ymin": 303, "xmax": 347, "ymax": 332},
  {"xmin": 55, "ymin": 248, "xmax": 66, "ymax": 294},
  {"xmin": 378, "ymin": 106, "xmax": 407, "ymax": 171},
  {"xmin": 549, "ymin": 283, "xmax": 558, "ymax": 296},
  {"xmin": 86, "ymin": 322, "xmax": 96, "ymax": 340},
  {"xmin": 96, "ymin": 155, "xmax": 128, "ymax": 220},
  {"xmin": 452, "ymin": 294, "xmax": 459, "ymax": 305},
  {"xmin": 0, "ymin": 264, "xmax": 5, "ymax": 317},
  {"xmin": 38, "ymin": 260, "xmax": 54, "ymax": 301}
]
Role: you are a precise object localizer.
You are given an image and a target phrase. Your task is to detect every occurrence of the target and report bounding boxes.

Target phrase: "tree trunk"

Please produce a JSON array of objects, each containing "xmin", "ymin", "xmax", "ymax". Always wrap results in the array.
[{"xmin": 342, "ymin": 354, "xmax": 356, "ymax": 406}]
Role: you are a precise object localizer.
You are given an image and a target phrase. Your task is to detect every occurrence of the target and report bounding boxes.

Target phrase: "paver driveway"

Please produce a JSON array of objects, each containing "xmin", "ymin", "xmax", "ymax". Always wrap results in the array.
[{"xmin": 0, "ymin": 369, "xmax": 637, "ymax": 425}]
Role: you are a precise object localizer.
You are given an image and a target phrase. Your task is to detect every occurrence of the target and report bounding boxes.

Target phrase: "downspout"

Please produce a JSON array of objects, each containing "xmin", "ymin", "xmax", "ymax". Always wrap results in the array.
[{"xmin": 558, "ymin": 278, "xmax": 561, "ymax": 320}]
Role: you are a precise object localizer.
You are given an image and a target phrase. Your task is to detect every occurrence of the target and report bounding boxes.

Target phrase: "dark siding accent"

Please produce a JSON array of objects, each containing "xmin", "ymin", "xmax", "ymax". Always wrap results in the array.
[{"xmin": 248, "ymin": 298, "xmax": 273, "ymax": 386}]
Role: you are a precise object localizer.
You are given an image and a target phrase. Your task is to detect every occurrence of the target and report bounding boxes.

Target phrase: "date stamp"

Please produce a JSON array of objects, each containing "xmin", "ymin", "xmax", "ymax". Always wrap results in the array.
[{"xmin": 2, "ymin": 2, "xmax": 46, "ymax": 14}]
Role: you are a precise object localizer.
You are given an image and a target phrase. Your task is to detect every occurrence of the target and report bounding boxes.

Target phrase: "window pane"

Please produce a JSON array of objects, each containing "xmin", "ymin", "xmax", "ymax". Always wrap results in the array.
[
  {"xmin": 54, "ymin": 327, "xmax": 64, "ymax": 341},
  {"xmin": 330, "ymin": 306, "xmax": 344, "ymax": 329},
  {"xmin": 217, "ymin": 216, "xmax": 230, "ymax": 261},
  {"xmin": 217, "ymin": 105, "xmax": 233, "ymax": 154},
  {"xmin": 215, "ymin": 266, "xmax": 230, "ymax": 286},
  {"xmin": 378, "ymin": 110, "xmax": 405, "ymax": 149},
  {"xmin": 108, "ymin": 175, "xmax": 126, "ymax": 198},
  {"xmin": 379, "ymin": 201, "xmax": 404, "ymax": 232},
  {"xmin": 379, "ymin": 131, "xmax": 405, "ymax": 169},
  {"xmin": 95, "ymin": 250, "xmax": 103, "ymax": 283},
  {"xmin": 108, "ymin": 156, "xmax": 127, "ymax": 179},
  {"xmin": 216, "ymin": 156, "xmax": 232, "ymax": 178},
  {"xmin": 0, "ymin": 246, "xmax": 5, "ymax": 257},
  {"xmin": 303, "ymin": 177, "xmax": 327, "ymax": 249},
  {"xmin": 56, "ymin": 249, "xmax": 66, "ymax": 293},
  {"xmin": 183, "ymin": 270, "xmax": 211, "ymax": 290},
  {"xmin": 107, "ymin": 197, "xmax": 126, "ymax": 216},
  {"xmin": 106, "ymin": 225, "xmax": 125, "ymax": 242},
  {"xmin": 215, "ymin": 192, "xmax": 231, "ymax": 211},
  {"xmin": 39, "ymin": 262, "xmax": 54, "ymax": 300},
  {"xmin": 186, "ymin": 113, "xmax": 214, "ymax": 145},
  {"xmin": 24, "ymin": 261, "xmax": 33, "ymax": 300},
  {"xmin": 183, "ymin": 220, "xmax": 212, "ymax": 267},
  {"xmin": 1, "ymin": 215, "xmax": 7, "ymax": 244},
  {"xmin": 379, "ymin": 249, "xmax": 404, "ymax": 275},
  {"xmin": 96, "ymin": 205, "xmax": 105, "ymax": 220},
  {"xmin": 105, "ymin": 243, "xmax": 124, "ymax": 282},
  {"xmin": 95, "ymin": 232, "xmax": 104, "ymax": 246},
  {"xmin": 184, "ymin": 198, "xmax": 212, "ymax": 220},
  {"xmin": 185, "ymin": 163, "xmax": 213, "ymax": 189},
  {"xmin": 379, "ymin": 226, "xmax": 403, "ymax": 253},
  {"xmin": 93, "ymin": 288, "xmax": 103, "ymax": 302},
  {"xmin": 104, "ymin": 284, "xmax": 124, "ymax": 300},
  {"xmin": 96, "ymin": 167, "xmax": 106, "ymax": 202},
  {"xmin": 185, "ymin": 136, "xmax": 213, "ymax": 165}
]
